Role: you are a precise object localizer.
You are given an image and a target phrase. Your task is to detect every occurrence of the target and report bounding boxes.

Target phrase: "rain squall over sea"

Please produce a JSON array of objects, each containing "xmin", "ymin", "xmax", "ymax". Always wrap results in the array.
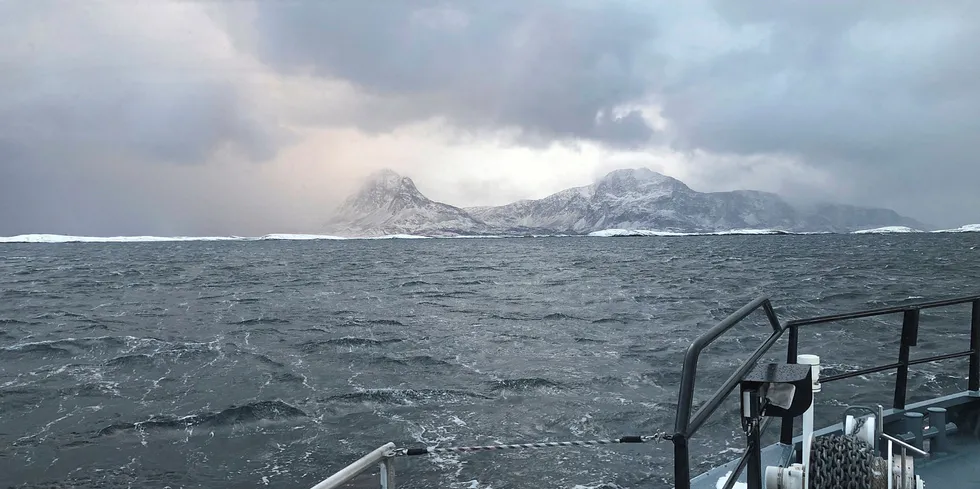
[{"xmin": 1, "ymin": 234, "xmax": 978, "ymax": 489}]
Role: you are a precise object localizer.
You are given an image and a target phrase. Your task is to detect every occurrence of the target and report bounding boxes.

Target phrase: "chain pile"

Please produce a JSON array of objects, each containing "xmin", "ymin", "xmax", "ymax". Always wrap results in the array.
[
  {"xmin": 808, "ymin": 434, "xmax": 880, "ymax": 489},
  {"xmin": 394, "ymin": 432, "xmax": 671, "ymax": 457}
]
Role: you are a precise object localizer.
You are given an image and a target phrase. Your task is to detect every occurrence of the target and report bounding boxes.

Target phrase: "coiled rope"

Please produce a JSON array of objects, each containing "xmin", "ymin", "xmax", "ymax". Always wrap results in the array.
[{"xmin": 394, "ymin": 431, "xmax": 672, "ymax": 457}]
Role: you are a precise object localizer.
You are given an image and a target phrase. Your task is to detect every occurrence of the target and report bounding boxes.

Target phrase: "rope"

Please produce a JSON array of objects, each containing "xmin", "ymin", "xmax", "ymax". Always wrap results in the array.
[{"xmin": 394, "ymin": 432, "xmax": 672, "ymax": 457}]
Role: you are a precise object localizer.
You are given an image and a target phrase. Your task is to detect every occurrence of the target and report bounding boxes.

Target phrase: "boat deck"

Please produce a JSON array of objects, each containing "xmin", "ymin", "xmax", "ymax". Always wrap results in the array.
[
  {"xmin": 689, "ymin": 443, "xmax": 793, "ymax": 489},
  {"xmin": 915, "ymin": 433, "xmax": 980, "ymax": 487},
  {"xmin": 690, "ymin": 433, "xmax": 980, "ymax": 489},
  {"xmin": 689, "ymin": 391, "xmax": 980, "ymax": 489}
]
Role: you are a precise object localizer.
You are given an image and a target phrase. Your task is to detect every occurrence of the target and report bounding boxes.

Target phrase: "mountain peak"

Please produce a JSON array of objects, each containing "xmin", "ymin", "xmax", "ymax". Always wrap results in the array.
[
  {"xmin": 594, "ymin": 167, "xmax": 690, "ymax": 196},
  {"xmin": 600, "ymin": 167, "xmax": 664, "ymax": 181},
  {"xmin": 342, "ymin": 169, "xmax": 425, "ymax": 213},
  {"xmin": 325, "ymin": 169, "xmax": 492, "ymax": 237},
  {"xmin": 363, "ymin": 168, "xmax": 416, "ymax": 191},
  {"xmin": 597, "ymin": 167, "xmax": 681, "ymax": 187}
]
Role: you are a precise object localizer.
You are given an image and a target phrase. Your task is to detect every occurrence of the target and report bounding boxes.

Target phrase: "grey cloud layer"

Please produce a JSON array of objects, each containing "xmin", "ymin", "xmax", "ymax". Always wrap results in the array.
[
  {"xmin": 239, "ymin": 0, "xmax": 980, "ymax": 226},
  {"xmin": 0, "ymin": 2, "xmax": 278, "ymax": 166},
  {"xmin": 2, "ymin": 0, "xmax": 979, "ymax": 235},
  {"xmin": 665, "ymin": 0, "xmax": 980, "ymax": 161},
  {"xmin": 245, "ymin": 0, "xmax": 662, "ymax": 147},
  {"xmin": 0, "ymin": 1, "xmax": 288, "ymax": 235},
  {"xmin": 659, "ymin": 0, "xmax": 980, "ymax": 223}
]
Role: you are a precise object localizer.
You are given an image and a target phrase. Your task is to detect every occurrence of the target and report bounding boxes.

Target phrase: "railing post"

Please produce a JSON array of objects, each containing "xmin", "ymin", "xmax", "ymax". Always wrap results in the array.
[
  {"xmin": 674, "ymin": 435, "xmax": 690, "ymax": 489},
  {"xmin": 894, "ymin": 309, "xmax": 920, "ymax": 410},
  {"xmin": 779, "ymin": 324, "xmax": 799, "ymax": 445},
  {"xmin": 970, "ymin": 300, "xmax": 980, "ymax": 392},
  {"xmin": 744, "ymin": 388, "xmax": 763, "ymax": 489},
  {"xmin": 380, "ymin": 457, "xmax": 395, "ymax": 489}
]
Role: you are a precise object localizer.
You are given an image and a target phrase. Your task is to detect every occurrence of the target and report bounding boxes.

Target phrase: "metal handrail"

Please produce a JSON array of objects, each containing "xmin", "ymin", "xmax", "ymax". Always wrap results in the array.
[
  {"xmin": 784, "ymin": 294, "xmax": 980, "ymax": 327},
  {"xmin": 674, "ymin": 296, "xmax": 782, "ymax": 437},
  {"xmin": 310, "ymin": 442, "xmax": 396, "ymax": 489},
  {"xmin": 672, "ymin": 294, "xmax": 980, "ymax": 489},
  {"xmin": 880, "ymin": 432, "xmax": 929, "ymax": 457}
]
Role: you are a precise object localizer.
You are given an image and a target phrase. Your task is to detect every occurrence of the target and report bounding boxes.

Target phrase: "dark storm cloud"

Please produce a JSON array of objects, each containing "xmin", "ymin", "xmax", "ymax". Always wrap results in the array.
[{"xmin": 244, "ymin": 0, "xmax": 662, "ymax": 147}]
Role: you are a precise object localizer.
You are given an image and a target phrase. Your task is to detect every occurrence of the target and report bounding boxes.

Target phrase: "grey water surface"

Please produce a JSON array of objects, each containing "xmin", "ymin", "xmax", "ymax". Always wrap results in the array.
[{"xmin": 1, "ymin": 234, "xmax": 978, "ymax": 489}]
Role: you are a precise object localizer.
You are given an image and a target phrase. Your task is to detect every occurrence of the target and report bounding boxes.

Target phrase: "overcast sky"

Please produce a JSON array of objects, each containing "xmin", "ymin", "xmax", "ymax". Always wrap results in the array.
[{"xmin": 2, "ymin": 0, "xmax": 978, "ymax": 235}]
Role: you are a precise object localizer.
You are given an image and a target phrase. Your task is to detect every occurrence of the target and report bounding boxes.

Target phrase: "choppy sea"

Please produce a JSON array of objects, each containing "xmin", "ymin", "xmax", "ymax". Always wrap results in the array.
[{"xmin": 1, "ymin": 234, "xmax": 978, "ymax": 488}]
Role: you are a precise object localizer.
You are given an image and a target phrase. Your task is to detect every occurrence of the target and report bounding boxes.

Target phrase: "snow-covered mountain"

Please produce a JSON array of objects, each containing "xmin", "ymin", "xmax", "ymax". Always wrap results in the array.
[
  {"xmin": 325, "ymin": 168, "xmax": 927, "ymax": 236},
  {"xmin": 324, "ymin": 169, "xmax": 493, "ymax": 237},
  {"xmin": 470, "ymin": 168, "xmax": 926, "ymax": 233},
  {"xmin": 469, "ymin": 168, "xmax": 807, "ymax": 233},
  {"xmin": 852, "ymin": 226, "xmax": 922, "ymax": 234},
  {"xmin": 935, "ymin": 224, "xmax": 980, "ymax": 233}
]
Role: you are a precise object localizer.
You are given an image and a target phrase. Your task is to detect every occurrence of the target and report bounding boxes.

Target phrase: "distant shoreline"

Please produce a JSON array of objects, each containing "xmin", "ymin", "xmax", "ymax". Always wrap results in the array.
[{"xmin": 2, "ymin": 226, "xmax": 978, "ymax": 244}]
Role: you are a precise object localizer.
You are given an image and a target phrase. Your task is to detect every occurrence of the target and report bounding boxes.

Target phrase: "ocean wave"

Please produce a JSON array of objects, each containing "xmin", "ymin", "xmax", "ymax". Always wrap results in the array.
[
  {"xmin": 398, "ymin": 280, "xmax": 431, "ymax": 287},
  {"xmin": 0, "ymin": 336, "xmax": 225, "ymax": 366},
  {"xmin": 543, "ymin": 312, "xmax": 581, "ymax": 320},
  {"xmin": 59, "ymin": 381, "xmax": 121, "ymax": 398},
  {"xmin": 230, "ymin": 297, "xmax": 262, "ymax": 304},
  {"xmin": 0, "ymin": 342, "xmax": 73, "ymax": 358},
  {"xmin": 367, "ymin": 354, "xmax": 454, "ymax": 368},
  {"xmin": 97, "ymin": 400, "xmax": 307, "ymax": 436},
  {"xmin": 361, "ymin": 319, "xmax": 406, "ymax": 327},
  {"xmin": 494, "ymin": 333, "xmax": 541, "ymax": 341},
  {"xmin": 230, "ymin": 317, "xmax": 290, "ymax": 326},
  {"xmin": 487, "ymin": 377, "xmax": 567, "ymax": 391},
  {"xmin": 325, "ymin": 388, "xmax": 491, "ymax": 405},
  {"xmin": 573, "ymin": 337, "xmax": 607, "ymax": 344},
  {"xmin": 323, "ymin": 337, "xmax": 403, "ymax": 346},
  {"xmin": 245, "ymin": 352, "xmax": 287, "ymax": 368},
  {"xmin": 298, "ymin": 337, "xmax": 403, "ymax": 351},
  {"xmin": 591, "ymin": 316, "xmax": 634, "ymax": 324},
  {"xmin": 0, "ymin": 318, "xmax": 34, "ymax": 325},
  {"xmin": 415, "ymin": 290, "xmax": 479, "ymax": 299},
  {"xmin": 104, "ymin": 353, "xmax": 156, "ymax": 368}
]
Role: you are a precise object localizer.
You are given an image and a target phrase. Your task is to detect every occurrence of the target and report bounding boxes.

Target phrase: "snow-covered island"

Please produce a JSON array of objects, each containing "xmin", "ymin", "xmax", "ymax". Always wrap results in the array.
[
  {"xmin": 852, "ymin": 226, "xmax": 922, "ymax": 234},
  {"xmin": 7, "ymin": 169, "xmax": 977, "ymax": 243},
  {"xmin": 323, "ymin": 168, "xmax": 929, "ymax": 237}
]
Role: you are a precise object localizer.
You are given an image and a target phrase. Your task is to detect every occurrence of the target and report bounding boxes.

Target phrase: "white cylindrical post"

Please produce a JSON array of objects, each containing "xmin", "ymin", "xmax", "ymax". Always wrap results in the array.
[
  {"xmin": 765, "ymin": 465, "xmax": 804, "ymax": 489},
  {"xmin": 798, "ymin": 354, "xmax": 820, "ymax": 393},
  {"xmin": 797, "ymin": 354, "xmax": 820, "ymax": 489}
]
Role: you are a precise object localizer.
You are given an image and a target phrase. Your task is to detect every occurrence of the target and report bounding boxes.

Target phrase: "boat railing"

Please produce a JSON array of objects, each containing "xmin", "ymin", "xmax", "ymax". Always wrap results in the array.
[
  {"xmin": 672, "ymin": 294, "xmax": 980, "ymax": 489},
  {"xmin": 308, "ymin": 294, "xmax": 980, "ymax": 489},
  {"xmin": 308, "ymin": 442, "xmax": 396, "ymax": 489}
]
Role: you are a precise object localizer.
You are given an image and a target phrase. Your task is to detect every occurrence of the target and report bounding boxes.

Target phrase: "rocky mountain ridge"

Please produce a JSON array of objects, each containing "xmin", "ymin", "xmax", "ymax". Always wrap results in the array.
[{"xmin": 323, "ymin": 168, "xmax": 927, "ymax": 237}]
